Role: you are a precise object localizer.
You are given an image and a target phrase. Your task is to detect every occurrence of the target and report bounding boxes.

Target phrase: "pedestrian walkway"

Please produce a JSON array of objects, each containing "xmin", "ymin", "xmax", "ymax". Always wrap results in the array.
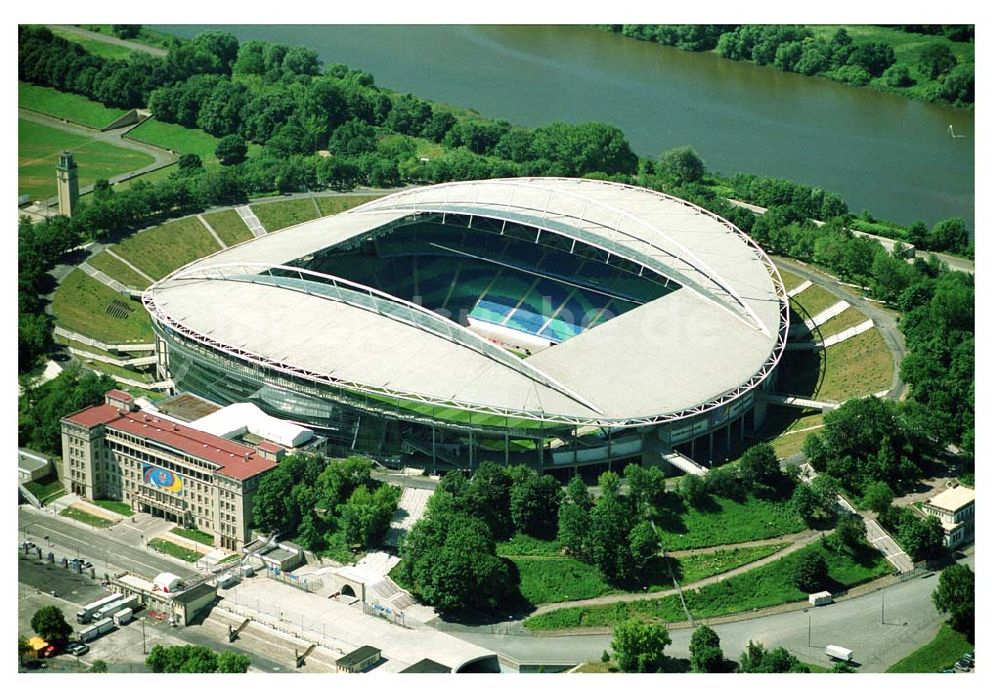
[
  {"xmin": 54, "ymin": 326, "xmax": 154, "ymax": 352},
  {"xmin": 196, "ymin": 214, "xmax": 227, "ymax": 249},
  {"xmin": 786, "ymin": 279, "xmax": 813, "ymax": 298},
  {"xmin": 104, "ymin": 249, "xmax": 156, "ymax": 284},
  {"xmin": 786, "ymin": 320, "xmax": 875, "ymax": 350},
  {"xmin": 79, "ymin": 261, "xmax": 142, "ymax": 297},
  {"xmin": 383, "ymin": 488, "xmax": 432, "ymax": 548},
  {"xmin": 235, "ymin": 205, "xmax": 267, "ymax": 237},
  {"xmin": 790, "ymin": 300, "xmax": 850, "ymax": 338}
]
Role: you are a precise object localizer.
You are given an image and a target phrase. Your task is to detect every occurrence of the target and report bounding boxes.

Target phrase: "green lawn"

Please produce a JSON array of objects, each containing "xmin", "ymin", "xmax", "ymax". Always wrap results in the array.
[
  {"xmin": 779, "ymin": 327, "xmax": 894, "ymax": 401},
  {"xmin": 887, "ymin": 624, "xmax": 972, "ymax": 673},
  {"xmin": 126, "ymin": 119, "xmax": 220, "ymax": 157},
  {"xmin": 171, "ymin": 527, "xmax": 215, "ymax": 546},
  {"xmin": 497, "ymin": 533, "xmax": 567, "ymax": 557},
  {"xmin": 777, "ymin": 268, "xmax": 806, "ymax": 292},
  {"xmin": 19, "ymin": 82, "xmax": 127, "ymax": 129},
  {"xmin": 203, "ymin": 209, "xmax": 255, "ymax": 246},
  {"xmin": 149, "ymin": 538, "xmax": 203, "ymax": 562},
  {"xmin": 49, "ymin": 26, "xmax": 137, "ymax": 60},
  {"xmin": 88, "ymin": 250, "xmax": 153, "ymax": 289},
  {"xmin": 19, "ymin": 118, "xmax": 155, "ymax": 201},
  {"xmin": 250, "ymin": 198, "xmax": 321, "ymax": 232},
  {"xmin": 60, "ymin": 507, "xmax": 114, "ymax": 529},
  {"xmin": 766, "ymin": 408, "xmax": 825, "ymax": 459},
  {"xmin": 656, "ymin": 493, "xmax": 807, "ymax": 551},
  {"xmin": 789, "ymin": 284, "xmax": 840, "ymax": 322},
  {"xmin": 674, "ymin": 543, "xmax": 787, "ymax": 585},
  {"xmin": 93, "ymin": 500, "xmax": 134, "ymax": 517},
  {"xmin": 84, "ymin": 359, "xmax": 155, "ymax": 384},
  {"xmin": 112, "ymin": 216, "xmax": 222, "ymax": 280},
  {"xmin": 526, "ymin": 539, "xmax": 892, "ymax": 630},
  {"xmin": 23, "ymin": 474, "xmax": 65, "ymax": 506},
  {"xmin": 110, "ymin": 162, "xmax": 178, "ymax": 192},
  {"xmin": 812, "ymin": 306, "xmax": 868, "ymax": 339},
  {"xmin": 316, "ymin": 194, "xmax": 385, "ymax": 216},
  {"xmin": 52, "ymin": 269, "xmax": 154, "ymax": 343}
]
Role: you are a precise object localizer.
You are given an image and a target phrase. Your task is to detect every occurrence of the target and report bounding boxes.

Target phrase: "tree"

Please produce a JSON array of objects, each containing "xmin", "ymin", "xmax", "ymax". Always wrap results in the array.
[
  {"xmin": 832, "ymin": 660, "xmax": 855, "ymax": 673},
  {"xmin": 917, "ymin": 43, "xmax": 957, "ymax": 80},
  {"xmin": 628, "ymin": 520, "xmax": 660, "ymax": 573},
  {"xmin": 216, "ymin": 651, "xmax": 252, "ymax": 673},
  {"xmin": 739, "ymin": 640, "xmax": 810, "ymax": 673},
  {"xmin": 809, "ymin": 473, "xmax": 840, "ymax": 517},
  {"xmin": 30, "ymin": 605, "xmax": 72, "ymax": 646},
  {"xmin": 834, "ymin": 513, "xmax": 866, "ymax": 553},
  {"xmin": 177, "ymin": 153, "xmax": 203, "ymax": 175},
  {"xmin": 791, "ymin": 550, "xmax": 828, "ymax": 592},
  {"xmin": 657, "ymin": 146, "xmax": 705, "ymax": 184},
  {"xmin": 89, "ymin": 660, "xmax": 109, "ymax": 672},
  {"xmin": 215, "ymin": 134, "xmax": 247, "ymax": 166},
  {"xmin": 897, "ymin": 513, "xmax": 945, "ymax": 562},
  {"xmin": 791, "ymin": 483, "xmax": 820, "ymax": 523},
  {"xmin": 558, "ymin": 476, "xmax": 592, "ymax": 558},
  {"xmin": 932, "ymin": 564, "xmax": 974, "ymax": 639},
  {"xmin": 689, "ymin": 625, "xmax": 727, "ymax": 672},
  {"xmin": 509, "ymin": 468, "xmax": 562, "ymax": 538},
  {"xmin": 678, "ymin": 473, "xmax": 708, "ymax": 507},
  {"xmin": 588, "ymin": 486, "xmax": 637, "ymax": 582},
  {"xmin": 623, "ymin": 463, "xmax": 665, "ymax": 515},
  {"xmin": 738, "ymin": 443, "xmax": 781, "ymax": 490},
  {"xmin": 111, "ymin": 25, "xmax": 141, "ymax": 39},
  {"xmin": 927, "ymin": 217, "xmax": 968, "ymax": 253},
  {"xmin": 610, "ymin": 619, "xmax": 670, "ymax": 672},
  {"xmin": 465, "ymin": 461, "xmax": 514, "ymax": 540},
  {"xmin": 847, "ymin": 41, "xmax": 895, "ymax": 76},
  {"xmin": 861, "ymin": 480, "xmax": 893, "ymax": 517}
]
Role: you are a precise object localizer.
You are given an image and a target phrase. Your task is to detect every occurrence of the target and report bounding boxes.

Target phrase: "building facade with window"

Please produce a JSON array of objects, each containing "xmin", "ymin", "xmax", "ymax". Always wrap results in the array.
[
  {"xmin": 922, "ymin": 485, "xmax": 975, "ymax": 549},
  {"xmin": 61, "ymin": 390, "xmax": 277, "ymax": 550}
]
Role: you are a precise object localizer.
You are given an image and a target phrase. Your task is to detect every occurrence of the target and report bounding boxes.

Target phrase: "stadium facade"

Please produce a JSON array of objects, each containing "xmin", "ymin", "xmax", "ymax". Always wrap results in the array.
[{"xmin": 144, "ymin": 178, "xmax": 788, "ymax": 473}]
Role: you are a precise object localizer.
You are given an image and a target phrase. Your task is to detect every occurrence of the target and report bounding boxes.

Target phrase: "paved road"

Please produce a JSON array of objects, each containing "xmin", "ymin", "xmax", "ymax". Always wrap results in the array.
[
  {"xmin": 774, "ymin": 257, "xmax": 908, "ymax": 401},
  {"xmin": 445, "ymin": 551, "xmax": 972, "ymax": 672},
  {"xmin": 47, "ymin": 25, "xmax": 168, "ymax": 57}
]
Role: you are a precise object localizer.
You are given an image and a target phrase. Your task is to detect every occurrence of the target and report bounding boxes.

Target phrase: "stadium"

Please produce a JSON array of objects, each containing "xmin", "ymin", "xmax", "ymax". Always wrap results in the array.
[{"xmin": 144, "ymin": 178, "xmax": 789, "ymax": 474}]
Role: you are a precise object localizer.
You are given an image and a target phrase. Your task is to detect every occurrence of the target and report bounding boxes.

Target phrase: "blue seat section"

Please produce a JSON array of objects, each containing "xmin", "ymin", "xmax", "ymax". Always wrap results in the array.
[
  {"xmin": 470, "ymin": 297, "xmax": 516, "ymax": 325},
  {"xmin": 540, "ymin": 319, "xmax": 584, "ymax": 342},
  {"xmin": 508, "ymin": 307, "xmax": 549, "ymax": 334}
]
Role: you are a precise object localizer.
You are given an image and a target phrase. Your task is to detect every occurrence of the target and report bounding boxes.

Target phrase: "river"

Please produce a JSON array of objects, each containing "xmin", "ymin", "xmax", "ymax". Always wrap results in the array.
[{"xmin": 154, "ymin": 25, "xmax": 974, "ymax": 231}]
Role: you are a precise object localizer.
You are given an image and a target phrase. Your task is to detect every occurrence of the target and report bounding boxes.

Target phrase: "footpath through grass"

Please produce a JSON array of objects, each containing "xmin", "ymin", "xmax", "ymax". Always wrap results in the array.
[
  {"xmin": 526, "ymin": 538, "xmax": 892, "ymax": 630},
  {"xmin": 113, "ymin": 216, "xmax": 223, "ymax": 280},
  {"xmin": 19, "ymin": 82, "xmax": 126, "ymax": 129},
  {"xmin": 149, "ymin": 538, "xmax": 203, "ymax": 562},
  {"xmin": 171, "ymin": 527, "xmax": 215, "ymax": 546},
  {"xmin": 886, "ymin": 624, "xmax": 972, "ymax": 673},
  {"xmin": 19, "ymin": 118, "xmax": 155, "ymax": 201},
  {"xmin": 251, "ymin": 198, "xmax": 321, "ymax": 232},
  {"xmin": 60, "ymin": 507, "xmax": 114, "ymax": 529},
  {"xmin": 52, "ymin": 269, "xmax": 154, "ymax": 343},
  {"xmin": 203, "ymin": 209, "xmax": 254, "ymax": 246},
  {"xmin": 88, "ymin": 250, "xmax": 153, "ymax": 289},
  {"xmin": 655, "ymin": 492, "xmax": 807, "ymax": 551}
]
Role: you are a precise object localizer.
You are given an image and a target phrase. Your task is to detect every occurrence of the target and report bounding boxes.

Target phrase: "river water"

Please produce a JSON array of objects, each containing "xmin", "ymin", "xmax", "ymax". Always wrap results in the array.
[{"xmin": 155, "ymin": 25, "xmax": 974, "ymax": 231}]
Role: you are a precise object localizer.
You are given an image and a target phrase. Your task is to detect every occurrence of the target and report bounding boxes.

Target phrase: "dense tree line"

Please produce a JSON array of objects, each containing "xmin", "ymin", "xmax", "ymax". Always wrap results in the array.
[
  {"xmin": 18, "ymin": 365, "xmax": 116, "ymax": 454},
  {"xmin": 146, "ymin": 645, "xmax": 250, "ymax": 673},
  {"xmin": 600, "ymin": 24, "xmax": 973, "ymax": 106},
  {"xmin": 251, "ymin": 455, "xmax": 399, "ymax": 552}
]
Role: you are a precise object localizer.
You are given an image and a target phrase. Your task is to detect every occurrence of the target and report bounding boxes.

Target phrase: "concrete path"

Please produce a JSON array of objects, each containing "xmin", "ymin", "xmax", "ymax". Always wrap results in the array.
[
  {"xmin": 54, "ymin": 325, "xmax": 154, "ymax": 352},
  {"xmin": 530, "ymin": 530, "xmax": 823, "ymax": 617},
  {"xmin": 104, "ymin": 248, "xmax": 156, "ymax": 284},
  {"xmin": 785, "ymin": 279, "xmax": 813, "ymax": 298},
  {"xmin": 196, "ymin": 214, "xmax": 227, "ymax": 249},
  {"xmin": 235, "ymin": 205, "xmax": 267, "ymax": 237},
  {"xmin": 47, "ymin": 25, "xmax": 168, "ymax": 57},
  {"xmin": 79, "ymin": 261, "xmax": 141, "ymax": 296},
  {"xmin": 786, "ymin": 319, "xmax": 875, "ymax": 351},
  {"xmin": 791, "ymin": 299, "xmax": 850, "ymax": 336}
]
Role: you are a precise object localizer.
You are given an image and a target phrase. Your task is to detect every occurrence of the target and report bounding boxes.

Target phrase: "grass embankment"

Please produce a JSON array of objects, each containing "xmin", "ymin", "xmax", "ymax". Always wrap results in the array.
[
  {"xmin": 789, "ymin": 284, "xmax": 840, "ymax": 322},
  {"xmin": 23, "ymin": 474, "xmax": 66, "ymax": 506},
  {"xmin": 203, "ymin": 209, "xmax": 255, "ymax": 246},
  {"xmin": 886, "ymin": 624, "xmax": 972, "ymax": 672},
  {"xmin": 780, "ymin": 327, "xmax": 894, "ymax": 401},
  {"xmin": 813, "ymin": 306, "xmax": 868, "ymax": 338},
  {"xmin": 525, "ymin": 539, "xmax": 892, "ymax": 630},
  {"xmin": 93, "ymin": 500, "xmax": 133, "ymax": 517},
  {"xmin": 19, "ymin": 82, "xmax": 127, "ymax": 129},
  {"xmin": 84, "ymin": 359, "xmax": 155, "ymax": 384},
  {"xmin": 60, "ymin": 507, "xmax": 114, "ymax": 529},
  {"xmin": 111, "ymin": 163, "xmax": 178, "ymax": 192},
  {"xmin": 112, "ymin": 216, "xmax": 222, "ymax": 280},
  {"xmin": 316, "ymin": 194, "xmax": 385, "ymax": 216},
  {"xmin": 250, "ymin": 198, "xmax": 321, "ymax": 232},
  {"xmin": 18, "ymin": 118, "xmax": 155, "ymax": 201},
  {"xmin": 79, "ymin": 24, "xmax": 180, "ymax": 51},
  {"xmin": 655, "ymin": 493, "xmax": 807, "ymax": 551},
  {"xmin": 48, "ymin": 26, "xmax": 138, "ymax": 60},
  {"xmin": 88, "ymin": 250, "xmax": 153, "ymax": 289},
  {"xmin": 171, "ymin": 527, "xmax": 215, "ymax": 546},
  {"xmin": 498, "ymin": 534, "xmax": 785, "ymax": 606},
  {"xmin": 52, "ymin": 269, "xmax": 154, "ymax": 343},
  {"xmin": 126, "ymin": 119, "xmax": 221, "ymax": 157},
  {"xmin": 777, "ymin": 268, "xmax": 806, "ymax": 292},
  {"xmin": 756, "ymin": 406, "xmax": 825, "ymax": 459},
  {"xmin": 149, "ymin": 538, "xmax": 203, "ymax": 562}
]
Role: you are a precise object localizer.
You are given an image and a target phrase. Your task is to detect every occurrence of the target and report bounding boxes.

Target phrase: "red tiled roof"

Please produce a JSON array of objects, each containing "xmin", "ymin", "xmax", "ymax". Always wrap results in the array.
[
  {"xmin": 63, "ymin": 404, "xmax": 124, "ymax": 429},
  {"xmin": 106, "ymin": 389, "xmax": 133, "ymax": 403},
  {"xmin": 258, "ymin": 441, "xmax": 282, "ymax": 453},
  {"xmin": 105, "ymin": 410, "xmax": 276, "ymax": 481}
]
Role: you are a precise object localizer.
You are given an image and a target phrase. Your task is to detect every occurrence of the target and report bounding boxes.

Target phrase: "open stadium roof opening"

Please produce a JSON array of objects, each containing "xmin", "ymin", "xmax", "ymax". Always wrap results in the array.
[{"xmin": 145, "ymin": 178, "xmax": 788, "ymax": 466}]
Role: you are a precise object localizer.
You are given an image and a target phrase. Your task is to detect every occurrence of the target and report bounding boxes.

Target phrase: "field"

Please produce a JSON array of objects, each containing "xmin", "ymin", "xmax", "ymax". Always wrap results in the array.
[
  {"xmin": 49, "ymin": 26, "xmax": 137, "ymax": 60},
  {"xmin": 171, "ymin": 527, "xmax": 214, "ymax": 546},
  {"xmin": 780, "ymin": 327, "xmax": 894, "ymax": 401},
  {"xmin": 813, "ymin": 306, "xmax": 868, "ymax": 338},
  {"xmin": 886, "ymin": 624, "xmax": 972, "ymax": 673},
  {"xmin": 316, "ymin": 194, "xmax": 385, "ymax": 216},
  {"xmin": 789, "ymin": 284, "xmax": 840, "ymax": 321},
  {"xmin": 149, "ymin": 538, "xmax": 202, "ymax": 562},
  {"xmin": 656, "ymin": 493, "xmax": 807, "ymax": 551},
  {"xmin": 52, "ymin": 269, "xmax": 154, "ymax": 343},
  {"xmin": 250, "ymin": 198, "xmax": 321, "ymax": 232},
  {"xmin": 112, "ymin": 216, "xmax": 222, "ymax": 280},
  {"xmin": 126, "ymin": 119, "xmax": 220, "ymax": 157},
  {"xmin": 59, "ymin": 507, "xmax": 114, "ymax": 529},
  {"xmin": 18, "ymin": 118, "xmax": 155, "ymax": 201},
  {"xmin": 88, "ymin": 250, "xmax": 153, "ymax": 289},
  {"xmin": 19, "ymin": 82, "xmax": 127, "ymax": 129},
  {"xmin": 203, "ymin": 209, "xmax": 254, "ymax": 246},
  {"xmin": 525, "ymin": 539, "xmax": 892, "ymax": 630}
]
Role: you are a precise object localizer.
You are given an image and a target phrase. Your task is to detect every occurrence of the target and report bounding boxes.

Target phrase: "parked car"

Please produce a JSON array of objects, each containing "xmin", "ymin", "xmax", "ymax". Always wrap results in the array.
[
  {"xmin": 954, "ymin": 659, "xmax": 970, "ymax": 672},
  {"xmin": 21, "ymin": 541, "xmax": 36, "ymax": 551},
  {"xmin": 961, "ymin": 652, "xmax": 974, "ymax": 667},
  {"xmin": 65, "ymin": 641, "xmax": 89, "ymax": 656}
]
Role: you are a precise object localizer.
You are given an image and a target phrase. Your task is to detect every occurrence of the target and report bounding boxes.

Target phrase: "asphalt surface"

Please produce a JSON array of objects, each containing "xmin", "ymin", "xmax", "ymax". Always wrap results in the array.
[{"xmin": 47, "ymin": 25, "xmax": 168, "ymax": 56}]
